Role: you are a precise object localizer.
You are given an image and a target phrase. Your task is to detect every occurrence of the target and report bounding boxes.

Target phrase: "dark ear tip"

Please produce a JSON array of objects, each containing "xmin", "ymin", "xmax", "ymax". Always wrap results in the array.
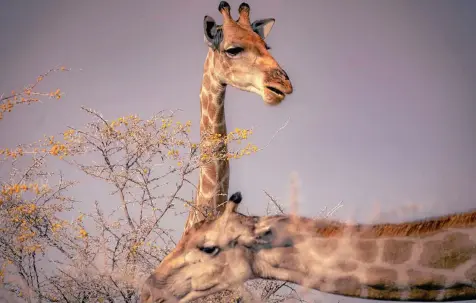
[
  {"xmin": 229, "ymin": 192, "xmax": 242, "ymax": 204},
  {"xmin": 238, "ymin": 2, "xmax": 250, "ymax": 12},
  {"xmin": 218, "ymin": 1, "xmax": 231, "ymax": 12}
]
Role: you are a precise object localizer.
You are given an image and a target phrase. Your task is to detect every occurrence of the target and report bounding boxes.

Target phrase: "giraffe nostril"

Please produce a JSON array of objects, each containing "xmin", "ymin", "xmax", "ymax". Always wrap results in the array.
[
  {"xmin": 269, "ymin": 68, "xmax": 290, "ymax": 82},
  {"xmin": 282, "ymin": 70, "xmax": 289, "ymax": 81}
]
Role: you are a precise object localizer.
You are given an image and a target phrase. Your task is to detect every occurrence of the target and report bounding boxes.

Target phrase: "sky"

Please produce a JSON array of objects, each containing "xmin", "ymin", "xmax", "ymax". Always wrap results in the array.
[{"xmin": 1, "ymin": 0, "xmax": 475, "ymax": 302}]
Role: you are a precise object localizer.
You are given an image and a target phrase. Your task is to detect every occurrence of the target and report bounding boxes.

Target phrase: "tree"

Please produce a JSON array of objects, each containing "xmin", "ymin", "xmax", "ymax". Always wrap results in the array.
[{"xmin": 0, "ymin": 69, "xmax": 307, "ymax": 302}]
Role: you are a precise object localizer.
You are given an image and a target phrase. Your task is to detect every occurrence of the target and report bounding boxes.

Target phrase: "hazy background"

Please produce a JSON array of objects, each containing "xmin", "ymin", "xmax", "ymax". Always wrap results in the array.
[{"xmin": 1, "ymin": 0, "xmax": 475, "ymax": 302}]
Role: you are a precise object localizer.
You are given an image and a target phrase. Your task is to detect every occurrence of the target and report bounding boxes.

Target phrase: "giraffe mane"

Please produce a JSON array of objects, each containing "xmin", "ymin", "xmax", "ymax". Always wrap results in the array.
[{"xmin": 267, "ymin": 210, "xmax": 476, "ymax": 238}]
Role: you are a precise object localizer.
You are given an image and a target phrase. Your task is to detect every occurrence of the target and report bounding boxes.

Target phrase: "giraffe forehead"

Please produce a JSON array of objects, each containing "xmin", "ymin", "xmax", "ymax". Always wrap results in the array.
[{"xmin": 222, "ymin": 23, "xmax": 262, "ymax": 45}]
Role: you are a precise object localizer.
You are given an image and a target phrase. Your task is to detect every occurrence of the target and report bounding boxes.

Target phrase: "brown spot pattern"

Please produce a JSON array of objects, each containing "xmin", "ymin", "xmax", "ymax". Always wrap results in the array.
[
  {"xmin": 465, "ymin": 264, "xmax": 476, "ymax": 283},
  {"xmin": 280, "ymin": 252, "xmax": 308, "ymax": 273},
  {"xmin": 333, "ymin": 261, "xmax": 358, "ymax": 272},
  {"xmin": 308, "ymin": 276, "xmax": 329, "ymax": 290},
  {"xmin": 354, "ymin": 240, "xmax": 378, "ymax": 263},
  {"xmin": 201, "ymin": 116, "xmax": 211, "ymax": 130},
  {"xmin": 366, "ymin": 267, "xmax": 398, "ymax": 289},
  {"xmin": 382, "ymin": 239, "xmax": 414, "ymax": 264},
  {"xmin": 207, "ymin": 104, "xmax": 217, "ymax": 119},
  {"xmin": 334, "ymin": 276, "xmax": 361, "ymax": 296},
  {"xmin": 313, "ymin": 239, "xmax": 338, "ymax": 256},
  {"xmin": 419, "ymin": 232, "xmax": 476, "ymax": 269},
  {"xmin": 200, "ymin": 93, "xmax": 209, "ymax": 108},
  {"xmin": 202, "ymin": 74, "xmax": 211, "ymax": 90},
  {"xmin": 204, "ymin": 165, "xmax": 218, "ymax": 181},
  {"xmin": 407, "ymin": 269, "xmax": 446, "ymax": 289},
  {"xmin": 200, "ymin": 174, "xmax": 214, "ymax": 193}
]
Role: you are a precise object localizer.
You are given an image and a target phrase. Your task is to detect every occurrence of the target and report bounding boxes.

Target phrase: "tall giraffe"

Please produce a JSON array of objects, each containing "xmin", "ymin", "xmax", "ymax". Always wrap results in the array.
[
  {"xmin": 141, "ymin": 193, "xmax": 476, "ymax": 302},
  {"xmin": 184, "ymin": 1, "xmax": 293, "ymax": 231}
]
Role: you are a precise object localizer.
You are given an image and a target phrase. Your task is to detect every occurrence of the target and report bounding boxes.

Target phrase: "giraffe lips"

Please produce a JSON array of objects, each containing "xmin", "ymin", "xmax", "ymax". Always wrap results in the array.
[
  {"xmin": 264, "ymin": 86, "xmax": 286, "ymax": 105},
  {"xmin": 266, "ymin": 86, "xmax": 285, "ymax": 97}
]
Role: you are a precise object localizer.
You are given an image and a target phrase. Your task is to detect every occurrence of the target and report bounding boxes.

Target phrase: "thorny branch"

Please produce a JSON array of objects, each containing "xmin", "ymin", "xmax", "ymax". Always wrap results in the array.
[
  {"xmin": 1, "ymin": 99, "xmax": 267, "ymax": 302},
  {"xmin": 0, "ymin": 67, "xmax": 72, "ymax": 120},
  {"xmin": 0, "ymin": 70, "xmax": 330, "ymax": 303}
]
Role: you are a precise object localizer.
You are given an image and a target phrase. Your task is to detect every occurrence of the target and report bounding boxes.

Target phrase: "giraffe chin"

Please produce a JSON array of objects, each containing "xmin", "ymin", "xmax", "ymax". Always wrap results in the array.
[{"xmin": 263, "ymin": 86, "xmax": 286, "ymax": 105}]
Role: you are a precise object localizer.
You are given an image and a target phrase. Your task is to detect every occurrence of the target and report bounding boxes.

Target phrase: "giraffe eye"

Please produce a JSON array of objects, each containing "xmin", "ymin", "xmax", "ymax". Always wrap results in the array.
[
  {"xmin": 199, "ymin": 246, "xmax": 221, "ymax": 256},
  {"xmin": 225, "ymin": 47, "xmax": 244, "ymax": 57}
]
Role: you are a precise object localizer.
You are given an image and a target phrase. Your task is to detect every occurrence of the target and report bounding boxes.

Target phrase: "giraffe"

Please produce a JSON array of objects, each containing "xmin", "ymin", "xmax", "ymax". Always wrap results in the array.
[
  {"xmin": 184, "ymin": 1, "xmax": 293, "ymax": 231},
  {"xmin": 141, "ymin": 193, "xmax": 476, "ymax": 302}
]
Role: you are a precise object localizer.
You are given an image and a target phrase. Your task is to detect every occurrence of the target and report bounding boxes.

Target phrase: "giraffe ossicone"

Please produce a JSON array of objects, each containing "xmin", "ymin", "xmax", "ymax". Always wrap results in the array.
[
  {"xmin": 141, "ymin": 192, "xmax": 476, "ymax": 302},
  {"xmin": 185, "ymin": 1, "xmax": 293, "ymax": 231}
]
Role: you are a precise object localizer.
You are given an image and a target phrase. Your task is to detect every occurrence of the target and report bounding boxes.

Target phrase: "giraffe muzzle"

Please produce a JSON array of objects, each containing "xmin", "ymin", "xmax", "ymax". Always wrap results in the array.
[
  {"xmin": 263, "ymin": 68, "xmax": 293, "ymax": 104},
  {"xmin": 263, "ymin": 83, "xmax": 292, "ymax": 104}
]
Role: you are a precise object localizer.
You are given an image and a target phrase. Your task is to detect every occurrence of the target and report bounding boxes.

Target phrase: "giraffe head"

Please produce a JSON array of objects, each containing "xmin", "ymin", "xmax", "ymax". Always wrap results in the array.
[
  {"xmin": 140, "ymin": 192, "xmax": 260, "ymax": 303},
  {"xmin": 203, "ymin": 1, "xmax": 293, "ymax": 105}
]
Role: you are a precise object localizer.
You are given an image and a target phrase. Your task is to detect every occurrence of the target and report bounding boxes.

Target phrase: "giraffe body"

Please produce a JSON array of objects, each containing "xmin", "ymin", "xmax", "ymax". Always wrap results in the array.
[
  {"xmin": 253, "ymin": 212, "xmax": 476, "ymax": 301},
  {"xmin": 141, "ymin": 194, "xmax": 476, "ymax": 302}
]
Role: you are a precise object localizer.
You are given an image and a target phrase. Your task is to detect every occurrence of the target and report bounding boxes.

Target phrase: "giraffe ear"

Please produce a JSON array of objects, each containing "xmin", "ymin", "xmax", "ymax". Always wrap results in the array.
[
  {"xmin": 203, "ymin": 16, "xmax": 223, "ymax": 50},
  {"xmin": 251, "ymin": 18, "xmax": 275, "ymax": 40}
]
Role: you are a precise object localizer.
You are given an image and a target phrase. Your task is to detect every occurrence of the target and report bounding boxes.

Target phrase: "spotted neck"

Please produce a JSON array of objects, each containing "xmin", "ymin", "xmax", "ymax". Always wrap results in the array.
[
  {"xmin": 253, "ymin": 210, "xmax": 476, "ymax": 301},
  {"xmin": 185, "ymin": 50, "xmax": 229, "ymax": 231}
]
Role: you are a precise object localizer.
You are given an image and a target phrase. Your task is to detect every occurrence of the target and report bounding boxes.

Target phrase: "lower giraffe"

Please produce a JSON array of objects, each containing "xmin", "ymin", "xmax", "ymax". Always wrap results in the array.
[{"xmin": 141, "ymin": 192, "xmax": 476, "ymax": 302}]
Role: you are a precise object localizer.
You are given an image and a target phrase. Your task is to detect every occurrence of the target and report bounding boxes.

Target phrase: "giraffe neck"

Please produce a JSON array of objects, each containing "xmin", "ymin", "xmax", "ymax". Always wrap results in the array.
[
  {"xmin": 185, "ymin": 50, "xmax": 229, "ymax": 230},
  {"xmin": 255, "ymin": 210, "xmax": 476, "ymax": 301}
]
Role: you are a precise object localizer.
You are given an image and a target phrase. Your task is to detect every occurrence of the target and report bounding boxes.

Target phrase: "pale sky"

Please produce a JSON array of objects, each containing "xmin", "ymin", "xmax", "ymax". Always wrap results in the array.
[{"xmin": 1, "ymin": 1, "xmax": 475, "ymax": 302}]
